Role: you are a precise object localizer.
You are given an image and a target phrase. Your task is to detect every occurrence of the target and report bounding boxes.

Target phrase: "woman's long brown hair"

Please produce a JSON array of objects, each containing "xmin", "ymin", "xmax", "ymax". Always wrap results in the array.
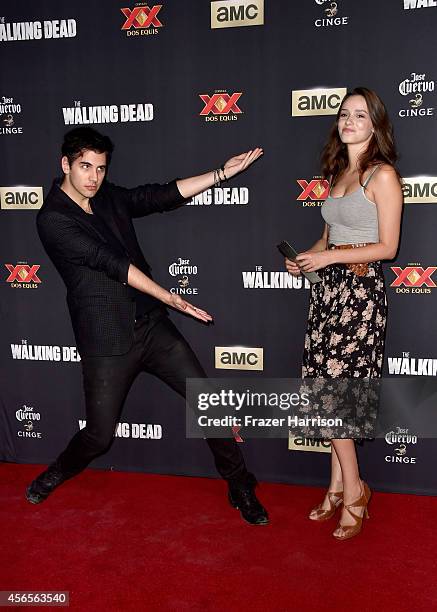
[{"xmin": 321, "ymin": 87, "xmax": 400, "ymax": 185}]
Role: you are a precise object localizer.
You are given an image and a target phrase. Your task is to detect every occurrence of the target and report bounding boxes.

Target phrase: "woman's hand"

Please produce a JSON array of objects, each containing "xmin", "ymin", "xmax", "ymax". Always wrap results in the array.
[
  {"xmin": 167, "ymin": 294, "xmax": 213, "ymax": 323},
  {"xmin": 295, "ymin": 250, "xmax": 333, "ymax": 273},
  {"xmin": 223, "ymin": 148, "xmax": 263, "ymax": 179},
  {"xmin": 285, "ymin": 257, "xmax": 301, "ymax": 277}
]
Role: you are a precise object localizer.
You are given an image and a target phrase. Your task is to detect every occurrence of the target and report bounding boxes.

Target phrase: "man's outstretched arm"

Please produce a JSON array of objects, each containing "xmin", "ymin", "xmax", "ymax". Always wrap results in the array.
[
  {"xmin": 127, "ymin": 264, "xmax": 212, "ymax": 323},
  {"xmin": 37, "ymin": 211, "xmax": 212, "ymax": 323},
  {"xmin": 119, "ymin": 148, "xmax": 263, "ymax": 218},
  {"xmin": 176, "ymin": 148, "xmax": 263, "ymax": 198}
]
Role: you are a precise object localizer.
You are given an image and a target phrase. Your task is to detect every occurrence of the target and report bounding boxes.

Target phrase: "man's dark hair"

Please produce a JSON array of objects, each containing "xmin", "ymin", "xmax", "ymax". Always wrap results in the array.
[{"xmin": 61, "ymin": 127, "xmax": 114, "ymax": 167}]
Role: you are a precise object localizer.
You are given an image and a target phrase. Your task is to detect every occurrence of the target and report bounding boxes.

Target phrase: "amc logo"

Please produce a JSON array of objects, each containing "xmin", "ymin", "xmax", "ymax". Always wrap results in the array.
[
  {"xmin": 291, "ymin": 87, "xmax": 347, "ymax": 117},
  {"xmin": 0, "ymin": 187, "xmax": 43, "ymax": 210},
  {"xmin": 402, "ymin": 177, "xmax": 437, "ymax": 203},
  {"xmin": 215, "ymin": 346, "xmax": 263, "ymax": 371},
  {"xmin": 211, "ymin": 0, "xmax": 264, "ymax": 29},
  {"xmin": 288, "ymin": 436, "xmax": 331, "ymax": 454}
]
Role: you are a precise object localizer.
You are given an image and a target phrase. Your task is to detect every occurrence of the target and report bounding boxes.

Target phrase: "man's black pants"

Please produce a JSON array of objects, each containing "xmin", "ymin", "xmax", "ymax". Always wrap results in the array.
[{"xmin": 56, "ymin": 309, "xmax": 251, "ymax": 484}]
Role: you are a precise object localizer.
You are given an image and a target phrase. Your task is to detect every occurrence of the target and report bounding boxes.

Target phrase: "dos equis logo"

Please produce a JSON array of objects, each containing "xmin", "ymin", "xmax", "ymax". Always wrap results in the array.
[
  {"xmin": 390, "ymin": 263, "xmax": 436, "ymax": 295},
  {"xmin": 296, "ymin": 177, "xmax": 329, "ymax": 207},
  {"xmin": 199, "ymin": 90, "xmax": 243, "ymax": 122},
  {"xmin": 5, "ymin": 262, "xmax": 42, "ymax": 289},
  {"xmin": 120, "ymin": 3, "xmax": 164, "ymax": 37}
]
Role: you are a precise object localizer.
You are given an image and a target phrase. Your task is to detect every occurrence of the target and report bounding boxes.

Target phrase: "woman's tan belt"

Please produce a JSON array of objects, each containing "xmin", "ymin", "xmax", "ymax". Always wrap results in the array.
[{"xmin": 328, "ymin": 243, "xmax": 372, "ymax": 277}]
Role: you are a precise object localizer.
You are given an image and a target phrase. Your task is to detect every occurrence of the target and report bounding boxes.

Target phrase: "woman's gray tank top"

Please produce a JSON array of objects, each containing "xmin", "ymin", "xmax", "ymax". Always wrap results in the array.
[{"xmin": 321, "ymin": 165, "xmax": 380, "ymax": 245}]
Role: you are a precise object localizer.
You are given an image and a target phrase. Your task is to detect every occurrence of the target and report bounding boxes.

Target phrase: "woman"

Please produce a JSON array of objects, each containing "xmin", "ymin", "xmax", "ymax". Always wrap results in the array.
[{"xmin": 286, "ymin": 87, "xmax": 403, "ymax": 540}]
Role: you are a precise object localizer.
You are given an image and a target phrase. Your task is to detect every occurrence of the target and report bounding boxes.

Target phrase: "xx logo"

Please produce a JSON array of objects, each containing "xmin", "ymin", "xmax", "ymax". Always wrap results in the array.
[
  {"xmin": 232, "ymin": 425, "xmax": 244, "ymax": 443},
  {"xmin": 297, "ymin": 179, "xmax": 329, "ymax": 201},
  {"xmin": 121, "ymin": 5, "xmax": 163, "ymax": 30},
  {"xmin": 390, "ymin": 266, "xmax": 437, "ymax": 288},
  {"xmin": 5, "ymin": 264, "xmax": 41, "ymax": 283},
  {"xmin": 199, "ymin": 93, "xmax": 243, "ymax": 116}
]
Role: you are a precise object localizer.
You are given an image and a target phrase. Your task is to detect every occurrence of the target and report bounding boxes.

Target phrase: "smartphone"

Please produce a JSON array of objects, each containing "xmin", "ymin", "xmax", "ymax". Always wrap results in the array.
[{"xmin": 277, "ymin": 240, "xmax": 322, "ymax": 284}]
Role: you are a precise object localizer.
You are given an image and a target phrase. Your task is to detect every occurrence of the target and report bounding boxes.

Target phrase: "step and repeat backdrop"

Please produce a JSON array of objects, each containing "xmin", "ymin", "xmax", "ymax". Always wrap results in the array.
[{"xmin": 1, "ymin": 0, "xmax": 436, "ymax": 495}]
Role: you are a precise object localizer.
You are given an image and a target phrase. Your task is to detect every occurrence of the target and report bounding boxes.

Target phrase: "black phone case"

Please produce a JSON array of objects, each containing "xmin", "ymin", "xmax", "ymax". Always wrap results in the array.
[{"xmin": 277, "ymin": 240, "xmax": 322, "ymax": 284}]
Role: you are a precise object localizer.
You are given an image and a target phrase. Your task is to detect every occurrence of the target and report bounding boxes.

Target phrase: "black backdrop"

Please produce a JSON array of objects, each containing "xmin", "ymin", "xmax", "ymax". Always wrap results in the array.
[{"xmin": 1, "ymin": 0, "xmax": 436, "ymax": 495}]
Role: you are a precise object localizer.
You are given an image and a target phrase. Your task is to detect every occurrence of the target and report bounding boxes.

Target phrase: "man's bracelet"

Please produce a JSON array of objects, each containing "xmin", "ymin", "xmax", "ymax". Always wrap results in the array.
[
  {"xmin": 213, "ymin": 166, "xmax": 227, "ymax": 188},
  {"xmin": 219, "ymin": 165, "xmax": 228, "ymax": 181}
]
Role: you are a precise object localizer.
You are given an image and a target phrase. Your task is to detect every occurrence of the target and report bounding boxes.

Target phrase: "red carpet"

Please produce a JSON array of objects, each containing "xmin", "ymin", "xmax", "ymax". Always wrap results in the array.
[{"xmin": 1, "ymin": 463, "xmax": 436, "ymax": 612}]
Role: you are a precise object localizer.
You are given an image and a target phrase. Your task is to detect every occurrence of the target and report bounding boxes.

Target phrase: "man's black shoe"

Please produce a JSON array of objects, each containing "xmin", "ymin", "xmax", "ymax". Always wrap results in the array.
[
  {"xmin": 228, "ymin": 483, "xmax": 269, "ymax": 525},
  {"xmin": 25, "ymin": 463, "xmax": 68, "ymax": 505}
]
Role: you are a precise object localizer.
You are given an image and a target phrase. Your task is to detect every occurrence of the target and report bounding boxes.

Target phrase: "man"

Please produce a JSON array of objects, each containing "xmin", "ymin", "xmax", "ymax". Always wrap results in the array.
[{"xmin": 25, "ymin": 127, "xmax": 268, "ymax": 525}]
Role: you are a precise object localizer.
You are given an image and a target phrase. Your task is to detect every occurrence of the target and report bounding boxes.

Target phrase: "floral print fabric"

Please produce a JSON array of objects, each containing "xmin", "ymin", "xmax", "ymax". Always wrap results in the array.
[
  {"xmin": 302, "ymin": 261, "xmax": 387, "ymax": 380},
  {"xmin": 299, "ymin": 261, "xmax": 387, "ymax": 439}
]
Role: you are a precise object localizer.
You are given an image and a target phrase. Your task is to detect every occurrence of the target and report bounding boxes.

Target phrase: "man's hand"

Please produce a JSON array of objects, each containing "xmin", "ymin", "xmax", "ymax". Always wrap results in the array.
[
  {"xmin": 223, "ymin": 148, "xmax": 263, "ymax": 180},
  {"xmin": 176, "ymin": 148, "xmax": 263, "ymax": 199},
  {"xmin": 168, "ymin": 294, "xmax": 213, "ymax": 323},
  {"xmin": 128, "ymin": 264, "xmax": 213, "ymax": 322}
]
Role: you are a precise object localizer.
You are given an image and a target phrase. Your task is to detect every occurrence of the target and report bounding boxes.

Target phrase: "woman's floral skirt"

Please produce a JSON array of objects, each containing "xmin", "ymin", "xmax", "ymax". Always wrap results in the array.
[{"xmin": 300, "ymin": 261, "xmax": 387, "ymax": 439}]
